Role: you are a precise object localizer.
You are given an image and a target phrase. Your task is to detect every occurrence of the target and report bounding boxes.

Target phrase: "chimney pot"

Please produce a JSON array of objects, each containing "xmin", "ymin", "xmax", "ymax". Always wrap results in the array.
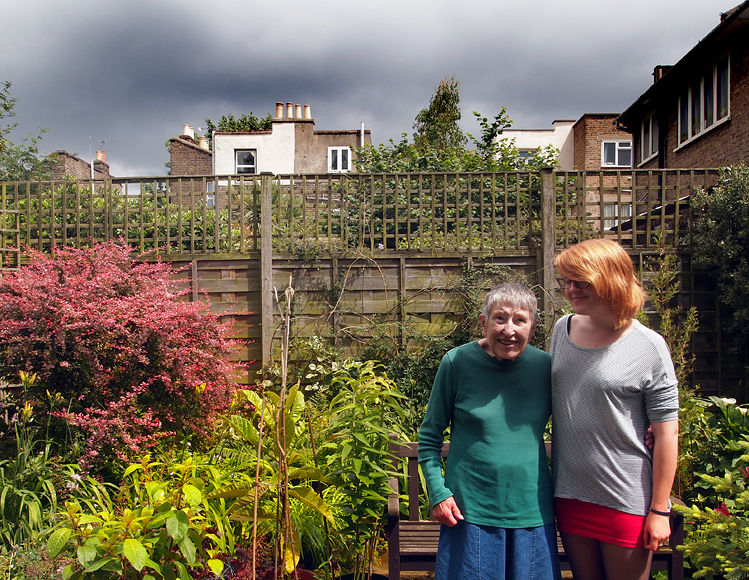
[
  {"xmin": 286, "ymin": 102, "xmax": 294, "ymax": 118},
  {"xmin": 182, "ymin": 124, "xmax": 195, "ymax": 140},
  {"xmin": 198, "ymin": 136, "xmax": 209, "ymax": 150},
  {"xmin": 95, "ymin": 150, "xmax": 103, "ymax": 161},
  {"xmin": 295, "ymin": 104, "xmax": 302, "ymax": 119},
  {"xmin": 304, "ymin": 104, "xmax": 311, "ymax": 119},
  {"xmin": 276, "ymin": 102, "xmax": 284, "ymax": 119}
]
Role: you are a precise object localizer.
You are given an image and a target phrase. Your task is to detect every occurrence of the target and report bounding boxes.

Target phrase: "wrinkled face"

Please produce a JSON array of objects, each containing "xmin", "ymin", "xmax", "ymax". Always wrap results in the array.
[{"xmin": 479, "ymin": 303, "xmax": 536, "ymax": 361}]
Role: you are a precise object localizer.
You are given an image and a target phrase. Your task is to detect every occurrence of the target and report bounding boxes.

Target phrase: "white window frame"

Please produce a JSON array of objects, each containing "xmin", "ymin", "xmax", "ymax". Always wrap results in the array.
[
  {"xmin": 601, "ymin": 140, "xmax": 632, "ymax": 168},
  {"xmin": 235, "ymin": 149, "xmax": 257, "ymax": 174},
  {"xmin": 677, "ymin": 54, "xmax": 730, "ymax": 147},
  {"xmin": 206, "ymin": 181, "xmax": 216, "ymax": 208},
  {"xmin": 603, "ymin": 200, "xmax": 633, "ymax": 230},
  {"xmin": 328, "ymin": 146, "xmax": 351, "ymax": 173},
  {"xmin": 640, "ymin": 114, "xmax": 659, "ymax": 164}
]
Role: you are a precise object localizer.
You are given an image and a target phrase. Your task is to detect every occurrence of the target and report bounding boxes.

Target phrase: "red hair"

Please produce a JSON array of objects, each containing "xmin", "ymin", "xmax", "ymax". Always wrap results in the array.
[{"xmin": 554, "ymin": 239, "xmax": 645, "ymax": 329}]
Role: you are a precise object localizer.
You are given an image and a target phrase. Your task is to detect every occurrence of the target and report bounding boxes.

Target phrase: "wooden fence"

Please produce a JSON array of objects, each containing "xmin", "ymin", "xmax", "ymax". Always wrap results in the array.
[{"xmin": 1, "ymin": 168, "xmax": 741, "ymax": 398}]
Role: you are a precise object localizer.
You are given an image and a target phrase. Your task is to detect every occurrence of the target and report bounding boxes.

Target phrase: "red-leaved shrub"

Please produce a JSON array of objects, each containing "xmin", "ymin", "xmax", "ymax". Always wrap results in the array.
[{"xmin": 0, "ymin": 241, "xmax": 244, "ymax": 468}]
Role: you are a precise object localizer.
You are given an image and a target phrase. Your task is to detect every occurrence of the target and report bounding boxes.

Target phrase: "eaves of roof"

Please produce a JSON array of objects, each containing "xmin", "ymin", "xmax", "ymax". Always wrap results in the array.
[{"xmin": 617, "ymin": 1, "xmax": 749, "ymax": 132}]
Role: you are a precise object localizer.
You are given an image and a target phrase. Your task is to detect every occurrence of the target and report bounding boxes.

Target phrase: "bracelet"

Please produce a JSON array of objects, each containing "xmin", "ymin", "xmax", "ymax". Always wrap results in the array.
[{"xmin": 649, "ymin": 507, "xmax": 671, "ymax": 517}]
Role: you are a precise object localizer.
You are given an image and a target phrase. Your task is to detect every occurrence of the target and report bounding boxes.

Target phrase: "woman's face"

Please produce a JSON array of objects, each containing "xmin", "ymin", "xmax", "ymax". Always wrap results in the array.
[
  {"xmin": 563, "ymin": 277, "xmax": 604, "ymax": 316},
  {"xmin": 479, "ymin": 302, "xmax": 536, "ymax": 361}
]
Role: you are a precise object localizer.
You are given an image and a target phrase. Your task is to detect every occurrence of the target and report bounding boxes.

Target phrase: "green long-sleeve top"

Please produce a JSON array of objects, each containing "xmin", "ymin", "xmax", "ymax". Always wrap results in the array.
[{"xmin": 417, "ymin": 341, "xmax": 555, "ymax": 528}]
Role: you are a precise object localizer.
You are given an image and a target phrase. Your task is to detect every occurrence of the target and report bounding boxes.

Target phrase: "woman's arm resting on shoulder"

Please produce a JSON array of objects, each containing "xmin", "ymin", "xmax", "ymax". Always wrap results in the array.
[
  {"xmin": 643, "ymin": 419, "xmax": 679, "ymax": 551},
  {"xmin": 432, "ymin": 496, "xmax": 464, "ymax": 527}
]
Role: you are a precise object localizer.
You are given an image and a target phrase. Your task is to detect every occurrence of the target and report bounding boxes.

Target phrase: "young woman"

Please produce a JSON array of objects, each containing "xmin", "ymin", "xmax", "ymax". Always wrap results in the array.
[{"xmin": 550, "ymin": 239, "xmax": 679, "ymax": 580}]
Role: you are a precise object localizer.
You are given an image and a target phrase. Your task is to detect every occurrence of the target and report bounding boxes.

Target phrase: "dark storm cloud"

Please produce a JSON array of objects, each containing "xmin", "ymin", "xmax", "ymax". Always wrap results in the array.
[{"xmin": 2, "ymin": 0, "xmax": 734, "ymax": 176}]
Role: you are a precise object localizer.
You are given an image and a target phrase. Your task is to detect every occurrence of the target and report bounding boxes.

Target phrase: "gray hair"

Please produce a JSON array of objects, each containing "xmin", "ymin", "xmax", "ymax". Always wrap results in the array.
[{"xmin": 481, "ymin": 283, "xmax": 539, "ymax": 324}]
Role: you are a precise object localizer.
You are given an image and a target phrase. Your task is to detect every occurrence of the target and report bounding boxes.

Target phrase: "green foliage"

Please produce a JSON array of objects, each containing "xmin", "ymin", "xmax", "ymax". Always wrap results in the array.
[
  {"xmin": 319, "ymin": 361, "xmax": 406, "ymax": 579},
  {"xmin": 209, "ymin": 385, "xmax": 333, "ymax": 573},
  {"xmin": 0, "ymin": 81, "xmax": 52, "ymax": 182},
  {"xmin": 0, "ymin": 372, "xmax": 79, "ymax": 553},
  {"xmin": 413, "ymin": 75, "xmax": 466, "ymax": 152},
  {"xmin": 674, "ymin": 396, "xmax": 749, "ymax": 579},
  {"xmin": 354, "ymin": 75, "xmax": 558, "ymax": 174},
  {"xmin": 49, "ymin": 453, "xmax": 249, "ymax": 580},
  {"xmin": 204, "ymin": 111, "xmax": 273, "ymax": 150},
  {"xmin": 692, "ymin": 164, "xmax": 749, "ymax": 345}
]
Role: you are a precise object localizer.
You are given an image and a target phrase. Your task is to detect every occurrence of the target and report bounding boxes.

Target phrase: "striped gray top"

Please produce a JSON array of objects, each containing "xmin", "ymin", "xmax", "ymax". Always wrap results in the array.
[{"xmin": 550, "ymin": 315, "xmax": 679, "ymax": 516}]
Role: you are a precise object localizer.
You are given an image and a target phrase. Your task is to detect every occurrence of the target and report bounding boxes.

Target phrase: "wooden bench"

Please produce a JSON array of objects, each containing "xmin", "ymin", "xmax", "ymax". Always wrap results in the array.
[{"xmin": 387, "ymin": 437, "xmax": 684, "ymax": 580}]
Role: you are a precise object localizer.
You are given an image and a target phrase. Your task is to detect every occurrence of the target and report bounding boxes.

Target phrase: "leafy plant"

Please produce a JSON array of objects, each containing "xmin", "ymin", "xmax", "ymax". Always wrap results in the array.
[
  {"xmin": 0, "ymin": 241, "xmax": 243, "ymax": 472},
  {"xmin": 674, "ymin": 397, "xmax": 749, "ymax": 578},
  {"xmin": 319, "ymin": 360, "xmax": 406, "ymax": 580},
  {"xmin": 48, "ymin": 452, "xmax": 255, "ymax": 580},
  {"xmin": 0, "ymin": 81, "xmax": 52, "ymax": 182},
  {"xmin": 692, "ymin": 163, "xmax": 749, "ymax": 346},
  {"xmin": 209, "ymin": 385, "xmax": 334, "ymax": 576}
]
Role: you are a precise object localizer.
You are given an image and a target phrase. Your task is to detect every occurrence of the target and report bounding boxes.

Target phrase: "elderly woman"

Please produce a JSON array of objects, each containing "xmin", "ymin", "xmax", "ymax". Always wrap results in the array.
[
  {"xmin": 418, "ymin": 283, "xmax": 561, "ymax": 580},
  {"xmin": 551, "ymin": 239, "xmax": 679, "ymax": 580}
]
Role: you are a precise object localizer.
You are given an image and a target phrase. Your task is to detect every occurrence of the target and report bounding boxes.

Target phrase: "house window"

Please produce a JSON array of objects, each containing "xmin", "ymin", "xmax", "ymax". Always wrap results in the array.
[
  {"xmin": 235, "ymin": 150, "xmax": 256, "ymax": 174},
  {"xmin": 602, "ymin": 141, "xmax": 632, "ymax": 167},
  {"xmin": 328, "ymin": 147, "xmax": 351, "ymax": 173},
  {"xmin": 641, "ymin": 114, "xmax": 658, "ymax": 162},
  {"xmin": 518, "ymin": 149, "xmax": 536, "ymax": 164},
  {"xmin": 678, "ymin": 55, "xmax": 730, "ymax": 145},
  {"xmin": 603, "ymin": 201, "xmax": 633, "ymax": 230}
]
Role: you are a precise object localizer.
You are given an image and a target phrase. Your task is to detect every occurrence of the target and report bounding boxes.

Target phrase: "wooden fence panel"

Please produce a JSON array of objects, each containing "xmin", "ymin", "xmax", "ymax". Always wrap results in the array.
[{"xmin": 0, "ymin": 169, "xmax": 741, "ymax": 398}]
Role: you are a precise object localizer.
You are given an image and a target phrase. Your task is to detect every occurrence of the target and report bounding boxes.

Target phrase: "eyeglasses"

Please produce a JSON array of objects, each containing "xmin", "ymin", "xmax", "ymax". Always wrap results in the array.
[{"xmin": 556, "ymin": 277, "xmax": 591, "ymax": 290}]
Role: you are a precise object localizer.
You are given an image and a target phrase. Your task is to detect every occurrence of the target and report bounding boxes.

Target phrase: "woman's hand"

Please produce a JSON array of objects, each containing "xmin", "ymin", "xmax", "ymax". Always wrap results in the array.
[
  {"xmin": 432, "ymin": 496, "xmax": 465, "ymax": 527},
  {"xmin": 643, "ymin": 511, "xmax": 671, "ymax": 551}
]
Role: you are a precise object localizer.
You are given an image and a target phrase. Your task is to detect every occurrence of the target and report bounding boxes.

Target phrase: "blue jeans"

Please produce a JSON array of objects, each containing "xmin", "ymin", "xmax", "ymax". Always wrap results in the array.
[{"xmin": 434, "ymin": 521, "xmax": 562, "ymax": 580}]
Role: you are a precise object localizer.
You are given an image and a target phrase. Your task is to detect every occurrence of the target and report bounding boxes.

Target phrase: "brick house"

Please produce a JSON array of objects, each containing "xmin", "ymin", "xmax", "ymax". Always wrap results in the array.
[
  {"xmin": 170, "ymin": 102, "xmax": 371, "ymax": 176},
  {"xmin": 501, "ymin": 113, "xmax": 632, "ymax": 171},
  {"xmin": 47, "ymin": 150, "xmax": 111, "ymax": 180},
  {"xmin": 168, "ymin": 126, "xmax": 212, "ymax": 176},
  {"xmin": 617, "ymin": 1, "xmax": 749, "ymax": 168}
]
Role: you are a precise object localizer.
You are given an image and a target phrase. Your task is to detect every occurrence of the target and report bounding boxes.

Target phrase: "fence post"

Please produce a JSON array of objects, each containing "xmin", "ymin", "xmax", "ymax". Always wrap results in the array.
[
  {"xmin": 260, "ymin": 172, "xmax": 274, "ymax": 369},
  {"xmin": 540, "ymin": 168, "xmax": 556, "ymax": 321}
]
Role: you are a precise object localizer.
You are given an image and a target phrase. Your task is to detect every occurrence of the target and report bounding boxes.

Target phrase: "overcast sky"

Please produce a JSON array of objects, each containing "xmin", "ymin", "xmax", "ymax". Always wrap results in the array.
[{"xmin": 1, "ymin": 0, "xmax": 735, "ymax": 177}]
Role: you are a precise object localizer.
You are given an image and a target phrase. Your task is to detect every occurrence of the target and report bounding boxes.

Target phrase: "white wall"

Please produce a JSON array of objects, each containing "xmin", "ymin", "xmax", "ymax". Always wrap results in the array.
[
  {"xmin": 500, "ymin": 120, "xmax": 576, "ymax": 170},
  {"xmin": 213, "ymin": 122, "xmax": 295, "ymax": 175}
]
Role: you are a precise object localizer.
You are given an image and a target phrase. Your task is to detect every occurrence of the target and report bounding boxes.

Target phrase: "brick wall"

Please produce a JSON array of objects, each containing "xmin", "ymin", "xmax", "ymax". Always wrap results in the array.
[
  {"xmin": 48, "ymin": 150, "xmax": 110, "ymax": 180},
  {"xmin": 634, "ymin": 31, "xmax": 749, "ymax": 169},
  {"xmin": 573, "ymin": 114, "xmax": 632, "ymax": 171},
  {"xmin": 169, "ymin": 137, "xmax": 212, "ymax": 176}
]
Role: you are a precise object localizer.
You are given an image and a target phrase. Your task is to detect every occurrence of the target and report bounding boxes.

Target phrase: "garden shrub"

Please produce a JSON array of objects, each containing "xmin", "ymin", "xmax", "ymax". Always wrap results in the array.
[
  {"xmin": 675, "ymin": 396, "xmax": 749, "ymax": 579},
  {"xmin": 0, "ymin": 240, "xmax": 243, "ymax": 471},
  {"xmin": 692, "ymin": 163, "xmax": 749, "ymax": 345}
]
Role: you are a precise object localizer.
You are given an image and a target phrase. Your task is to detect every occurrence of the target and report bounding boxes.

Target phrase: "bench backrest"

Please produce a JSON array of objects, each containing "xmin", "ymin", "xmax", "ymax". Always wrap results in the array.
[{"xmin": 388, "ymin": 436, "xmax": 449, "ymax": 521}]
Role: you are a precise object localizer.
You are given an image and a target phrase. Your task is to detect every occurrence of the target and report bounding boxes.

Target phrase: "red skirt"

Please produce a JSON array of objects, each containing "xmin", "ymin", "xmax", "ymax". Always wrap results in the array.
[{"xmin": 554, "ymin": 497, "xmax": 647, "ymax": 548}]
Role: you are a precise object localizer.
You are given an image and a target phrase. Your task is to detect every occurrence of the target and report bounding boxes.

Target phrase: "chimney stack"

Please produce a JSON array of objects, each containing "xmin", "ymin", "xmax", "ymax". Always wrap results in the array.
[{"xmin": 652, "ymin": 65, "xmax": 673, "ymax": 83}]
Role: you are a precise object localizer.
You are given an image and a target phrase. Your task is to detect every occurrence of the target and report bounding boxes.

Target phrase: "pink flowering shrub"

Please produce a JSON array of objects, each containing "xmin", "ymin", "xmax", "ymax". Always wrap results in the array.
[{"xmin": 0, "ymin": 241, "xmax": 243, "ymax": 468}]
